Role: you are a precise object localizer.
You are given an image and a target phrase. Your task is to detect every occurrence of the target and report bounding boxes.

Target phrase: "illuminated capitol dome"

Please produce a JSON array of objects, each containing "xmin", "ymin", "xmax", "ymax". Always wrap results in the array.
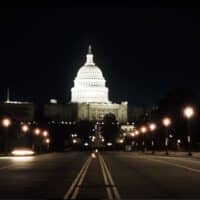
[{"xmin": 71, "ymin": 45, "xmax": 109, "ymax": 103}]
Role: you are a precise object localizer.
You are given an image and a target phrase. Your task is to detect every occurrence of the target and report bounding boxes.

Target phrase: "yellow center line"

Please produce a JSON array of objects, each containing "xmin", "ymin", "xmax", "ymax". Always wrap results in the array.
[
  {"xmin": 99, "ymin": 154, "xmax": 121, "ymax": 200},
  {"xmin": 71, "ymin": 157, "xmax": 92, "ymax": 199},
  {"xmin": 99, "ymin": 155, "xmax": 114, "ymax": 200},
  {"xmin": 63, "ymin": 156, "xmax": 92, "ymax": 200}
]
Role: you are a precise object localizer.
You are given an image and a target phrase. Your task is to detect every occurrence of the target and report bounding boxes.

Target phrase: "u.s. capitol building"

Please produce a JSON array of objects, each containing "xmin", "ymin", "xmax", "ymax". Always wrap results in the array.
[{"xmin": 44, "ymin": 46, "xmax": 128, "ymax": 122}]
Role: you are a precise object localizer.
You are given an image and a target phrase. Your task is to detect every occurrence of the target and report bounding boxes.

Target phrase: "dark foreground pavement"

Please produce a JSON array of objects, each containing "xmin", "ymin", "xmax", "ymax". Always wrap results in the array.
[{"xmin": 1, "ymin": 151, "xmax": 200, "ymax": 199}]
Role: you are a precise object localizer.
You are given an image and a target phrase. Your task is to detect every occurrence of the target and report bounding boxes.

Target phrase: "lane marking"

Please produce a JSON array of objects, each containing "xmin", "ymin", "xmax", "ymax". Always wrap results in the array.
[
  {"xmin": 120, "ymin": 154, "xmax": 200, "ymax": 174},
  {"xmin": 101, "ymin": 155, "xmax": 121, "ymax": 200},
  {"xmin": 99, "ymin": 155, "xmax": 113, "ymax": 200},
  {"xmin": 63, "ymin": 156, "xmax": 91, "ymax": 200},
  {"xmin": 100, "ymin": 154, "xmax": 121, "ymax": 200},
  {"xmin": 71, "ymin": 157, "xmax": 92, "ymax": 199}
]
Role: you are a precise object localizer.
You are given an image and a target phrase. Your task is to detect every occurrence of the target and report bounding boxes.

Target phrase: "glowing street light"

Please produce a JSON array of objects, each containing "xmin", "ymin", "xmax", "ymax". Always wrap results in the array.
[
  {"xmin": 149, "ymin": 123, "xmax": 157, "ymax": 154},
  {"xmin": 45, "ymin": 138, "xmax": 50, "ymax": 151},
  {"xmin": 162, "ymin": 117, "xmax": 171, "ymax": 127},
  {"xmin": 135, "ymin": 130, "xmax": 139, "ymax": 135},
  {"xmin": 45, "ymin": 138, "xmax": 50, "ymax": 144},
  {"xmin": 43, "ymin": 130, "xmax": 48, "ymax": 137},
  {"xmin": 1, "ymin": 117, "xmax": 11, "ymax": 152},
  {"xmin": 140, "ymin": 126, "xmax": 147, "ymax": 133},
  {"xmin": 183, "ymin": 106, "xmax": 195, "ymax": 156},
  {"xmin": 183, "ymin": 106, "xmax": 195, "ymax": 119},
  {"xmin": 2, "ymin": 118, "xmax": 11, "ymax": 127},
  {"xmin": 34, "ymin": 128, "xmax": 40, "ymax": 135},
  {"xmin": 73, "ymin": 139, "xmax": 77, "ymax": 144},
  {"xmin": 162, "ymin": 117, "xmax": 171, "ymax": 155},
  {"xmin": 21, "ymin": 124, "xmax": 29, "ymax": 133},
  {"xmin": 149, "ymin": 123, "xmax": 157, "ymax": 131},
  {"xmin": 131, "ymin": 132, "xmax": 135, "ymax": 137},
  {"xmin": 140, "ymin": 126, "xmax": 147, "ymax": 152},
  {"xmin": 118, "ymin": 139, "xmax": 124, "ymax": 144}
]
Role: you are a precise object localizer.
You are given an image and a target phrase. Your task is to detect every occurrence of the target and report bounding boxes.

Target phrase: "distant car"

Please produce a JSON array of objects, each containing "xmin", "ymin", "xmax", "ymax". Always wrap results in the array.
[{"xmin": 11, "ymin": 147, "xmax": 35, "ymax": 156}]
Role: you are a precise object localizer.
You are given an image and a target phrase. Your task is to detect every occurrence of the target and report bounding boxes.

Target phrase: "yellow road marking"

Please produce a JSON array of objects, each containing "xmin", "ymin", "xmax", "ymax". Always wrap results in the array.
[
  {"xmin": 63, "ymin": 156, "xmax": 91, "ymax": 199},
  {"xmin": 99, "ymin": 155, "xmax": 113, "ymax": 200},
  {"xmin": 100, "ymin": 154, "xmax": 121, "ymax": 200}
]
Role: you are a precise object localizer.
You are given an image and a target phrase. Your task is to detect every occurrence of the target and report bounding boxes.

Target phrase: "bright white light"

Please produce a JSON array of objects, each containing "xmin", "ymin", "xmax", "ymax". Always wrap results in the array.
[
  {"xmin": 91, "ymin": 153, "xmax": 96, "ymax": 158},
  {"xmin": 162, "ymin": 117, "xmax": 171, "ymax": 127},
  {"xmin": 71, "ymin": 46, "xmax": 110, "ymax": 103},
  {"xmin": 149, "ymin": 123, "xmax": 156, "ymax": 131},
  {"xmin": 45, "ymin": 138, "xmax": 50, "ymax": 144},
  {"xmin": 34, "ymin": 128, "xmax": 40, "ymax": 135},
  {"xmin": 135, "ymin": 130, "xmax": 139, "ymax": 135},
  {"xmin": 21, "ymin": 125, "xmax": 29, "ymax": 132},
  {"xmin": 119, "ymin": 139, "xmax": 124, "ymax": 144},
  {"xmin": 2, "ymin": 118, "xmax": 11, "ymax": 127},
  {"xmin": 177, "ymin": 139, "xmax": 181, "ymax": 144},
  {"xmin": 95, "ymin": 149, "xmax": 99, "ymax": 153},
  {"xmin": 84, "ymin": 142, "xmax": 89, "ymax": 146},
  {"xmin": 11, "ymin": 156, "xmax": 34, "ymax": 162},
  {"xmin": 141, "ymin": 126, "xmax": 147, "ymax": 133},
  {"xmin": 73, "ymin": 139, "xmax": 77, "ymax": 144},
  {"xmin": 11, "ymin": 149, "xmax": 35, "ymax": 156},
  {"xmin": 43, "ymin": 130, "xmax": 48, "ymax": 137},
  {"xmin": 50, "ymin": 99, "xmax": 57, "ymax": 104},
  {"xmin": 183, "ymin": 106, "xmax": 195, "ymax": 119},
  {"xmin": 107, "ymin": 142, "xmax": 112, "ymax": 146},
  {"xmin": 91, "ymin": 136, "xmax": 96, "ymax": 142},
  {"xmin": 131, "ymin": 132, "xmax": 135, "ymax": 137}
]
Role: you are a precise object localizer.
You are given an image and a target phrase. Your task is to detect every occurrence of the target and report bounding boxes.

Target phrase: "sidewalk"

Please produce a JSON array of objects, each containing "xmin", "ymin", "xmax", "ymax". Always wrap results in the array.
[{"xmin": 143, "ymin": 150, "xmax": 200, "ymax": 159}]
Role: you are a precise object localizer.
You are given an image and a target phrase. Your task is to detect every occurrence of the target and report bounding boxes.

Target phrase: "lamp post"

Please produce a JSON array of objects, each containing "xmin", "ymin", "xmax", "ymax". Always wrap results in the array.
[
  {"xmin": 149, "ymin": 123, "xmax": 157, "ymax": 154},
  {"xmin": 1, "ymin": 118, "xmax": 11, "ymax": 152},
  {"xmin": 162, "ymin": 117, "xmax": 171, "ymax": 155},
  {"xmin": 140, "ymin": 126, "xmax": 147, "ymax": 152},
  {"xmin": 45, "ymin": 138, "xmax": 50, "ymax": 152},
  {"xmin": 183, "ymin": 106, "xmax": 195, "ymax": 156},
  {"xmin": 134, "ymin": 130, "xmax": 140, "ymax": 151}
]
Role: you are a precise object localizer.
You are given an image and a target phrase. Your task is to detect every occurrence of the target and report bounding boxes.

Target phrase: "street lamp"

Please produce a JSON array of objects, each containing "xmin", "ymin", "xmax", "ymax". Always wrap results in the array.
[
  {"xmin": 43, "ymin": 130, "xmax": 48, "ymax": 137},
  {"xmin": 135, "ymin": 130, "xmax": 139, "ymax": 136},
  {"xmin": 34, "ymin": 128, "xmax": 40, "ymax": 136},
  {"xmin": 183, "ymin": 106, "xmax": 195, "ymax": 156},
  {"xmin": 131, "ymin": 132, "xmax": 135, "ymax": 137},
  {"xmin": 21, "ymin": 124, "xmax": 29, "ymax": 133},
  {"xmin": 162, "ymin": 117, "xmax": 171, "ymax": 155},
  {"xmin": 45, "ymin": 138, "xmax": 50, "ymax": 151},
  {"xmin": 149, "ymin": 123, "xmax": 156, "ymax": 131},
  {"xmin": 149, "ymin": 123, "xmax": 157, "ymax": 154},
  {"xmin": 140, "ymin": 126, "xmax": 147, "ymax": 152},
  {"xmin": 2, "ymin": 118, "xmax": 11, "ymax": 127},
  {"xmin": 141, "ymin": 126, "xmax": 147, "ymax": 133},
  {"xmin": 1, "ymin": 117, "xmax": 11, "ymax": 152}
]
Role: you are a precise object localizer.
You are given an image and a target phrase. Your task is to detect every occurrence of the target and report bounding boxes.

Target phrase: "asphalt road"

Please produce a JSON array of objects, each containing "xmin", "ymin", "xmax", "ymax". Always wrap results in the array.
[{"xmin": 1, "ymin": 151, "xmax": 200, "ymax": 199}]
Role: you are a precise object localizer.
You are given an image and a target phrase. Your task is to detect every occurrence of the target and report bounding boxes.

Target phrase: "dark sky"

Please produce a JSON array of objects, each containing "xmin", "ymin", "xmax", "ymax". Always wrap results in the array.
[{"xmin": 0, "ymin": 1, "xmax": 200, "ymax": 106}]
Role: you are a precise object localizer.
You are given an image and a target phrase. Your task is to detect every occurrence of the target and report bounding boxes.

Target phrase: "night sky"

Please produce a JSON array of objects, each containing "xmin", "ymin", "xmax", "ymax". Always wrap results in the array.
[{"xmin": 0, "ymin": 1, "xmax": 199, "ymax": 106}]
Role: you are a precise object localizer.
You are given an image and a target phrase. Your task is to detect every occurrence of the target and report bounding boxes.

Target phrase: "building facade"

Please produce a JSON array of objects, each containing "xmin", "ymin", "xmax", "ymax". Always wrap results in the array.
[
  {"xmin": 69, "ymin": 46, "xmax": 128, "ymax": 122},
  {"xmin": 43, "ymin": 46, "xmax": 127, "ymax": 122}
]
